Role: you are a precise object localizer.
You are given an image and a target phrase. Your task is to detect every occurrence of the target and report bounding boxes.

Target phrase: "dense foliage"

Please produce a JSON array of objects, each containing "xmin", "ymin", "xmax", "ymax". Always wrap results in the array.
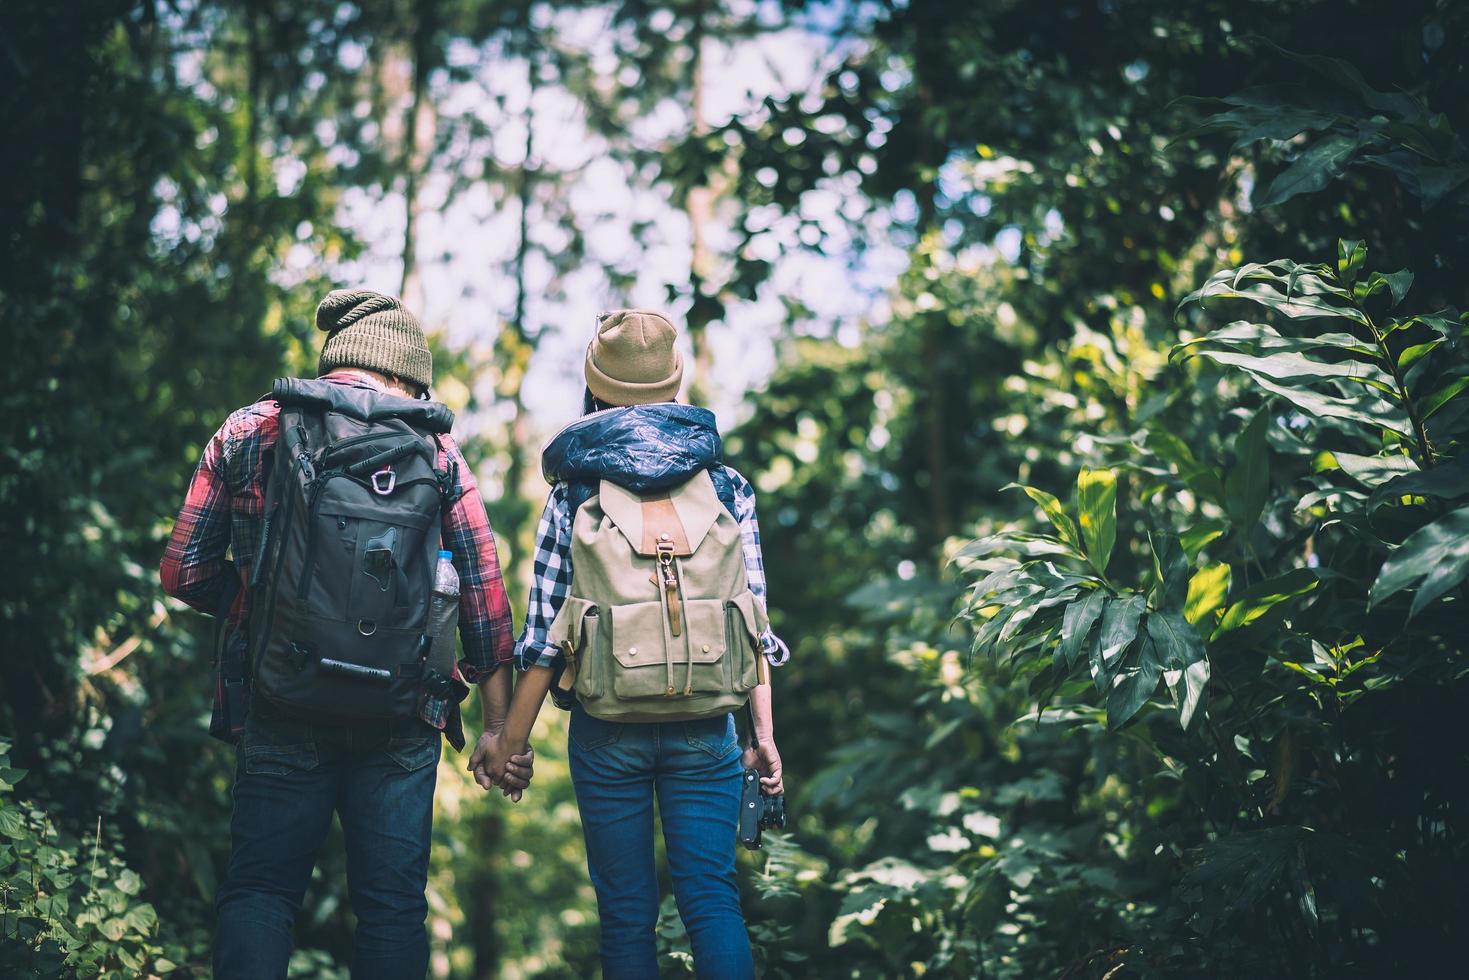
[{"xmin": 3, "ymin": 0, "xmax": 1466, "ymax": 977}]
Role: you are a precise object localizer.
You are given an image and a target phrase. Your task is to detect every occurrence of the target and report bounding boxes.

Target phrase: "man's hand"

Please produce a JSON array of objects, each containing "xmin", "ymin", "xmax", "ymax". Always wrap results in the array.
[
  {"xmin": 740, "ymin": 737, "xmax": 784, "ymax": 797},
  {"xmin": 467, "ymin": 730, "xmax": 534, "ymax": 802}
]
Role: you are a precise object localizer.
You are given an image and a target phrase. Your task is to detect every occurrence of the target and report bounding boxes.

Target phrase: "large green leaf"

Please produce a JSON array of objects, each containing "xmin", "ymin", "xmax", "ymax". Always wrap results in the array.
[
  {"xmin": 1090, "ymin": 594, "xmax": 1146, "ymax": 692},
  {"xmin": 1056, "ymin": 590, "xmax": 1107, "ymax": 674},
  {"xmin": 1181, "ymin": 260, "xmax": 1367, "ymax": 324},
  {"xmin": 1185, "ymin": 563, "xmax": 1232, "ymax": 626},
  {"xmin": 1232, "ymin": 370, "xmax": 1413, "ymax": 438},
  {"xmin": 1149, "ymin": 532, "xmax": 1188, "ymax": 609},
  {"xmin": 1145, "ymin": 430, "xmax": 1226, "ymax": 502},
  {"xmin": 1225, "ymin": 411, "xmax": 1270, "ymax": 529},
  {"xmin": 1148, "ymin": 611, "xmax": 1210, "ymax": 730},
  {"xmin": 1174, "ymin": 319, "xmax": 1376, "ymax": 359},
  {"xmin": 1195, "ymin": 349, "xmax": 1394, "ymax": 393},
  {"xmin": 1260, "ymin": 130, "xmax": 1372, "ymax": 207},
  {"xmin": 1337, "ymin": 239, "xmax": 1367, "ymax": 285},
  {"xmin": 1076, "ymin": 467, "xmax": 1117, "ymax": 572},
  {"xmin": 1421, "ymin": 376, "xmax": 1469, "ymax": 421},
  {"xmin": 1369, "ymin": 505, "xmax": 1469, "ymax": 617},
  {"xmin": 1213, "ymin": 569, "xmax": 1319, "ymax": 640},
  {"xmin": 1107, "ymin": 626, "xmax": 1164, "ymax": 728},
  {"xmin": 1004, "ymin": 484, "xmax": 1082, "ymax": 550},
  {"xmin": 1371, "ymin": 453, "xmax": 1469, "ymax": 506},
  {"xmin": 1331, "ymin": 452, "xmax": 1418, "ymax": 488}
]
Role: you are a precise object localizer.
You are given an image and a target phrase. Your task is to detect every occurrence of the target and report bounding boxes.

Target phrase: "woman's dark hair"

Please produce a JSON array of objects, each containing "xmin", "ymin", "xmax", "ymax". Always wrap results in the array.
[{"xmin": 583, "ymin": 387, "xmax": 615, "ymax": 415}]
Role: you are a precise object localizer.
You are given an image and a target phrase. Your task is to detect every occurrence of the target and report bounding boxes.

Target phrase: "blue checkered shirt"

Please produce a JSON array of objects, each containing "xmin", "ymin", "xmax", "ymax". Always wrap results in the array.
[{"xmin": 514, "ymin": 466, "xmax": 788, "ymax": 671}]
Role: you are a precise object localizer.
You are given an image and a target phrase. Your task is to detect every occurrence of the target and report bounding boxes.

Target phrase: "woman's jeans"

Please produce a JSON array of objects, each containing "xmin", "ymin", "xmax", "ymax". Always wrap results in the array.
[
  {"xmin": 213, "ymin": 700, "xmax": 440, "ymax": 980},
  {"xmin": 568, "ymin": 704, "xmax": 754, "ymax": 980}
]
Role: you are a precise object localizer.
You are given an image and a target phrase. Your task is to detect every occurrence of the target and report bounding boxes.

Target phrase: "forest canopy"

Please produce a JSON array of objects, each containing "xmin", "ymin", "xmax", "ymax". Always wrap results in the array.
[{"xmin": 2, "ymin": 0, "xmax": 1467, "ymax": 977}]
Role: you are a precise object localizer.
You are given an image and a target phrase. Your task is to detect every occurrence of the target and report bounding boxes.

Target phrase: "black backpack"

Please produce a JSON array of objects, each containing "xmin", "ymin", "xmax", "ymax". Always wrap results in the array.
[{"xmin": 245, "ymin": 378, "xmax": 459, "ymax": 721}]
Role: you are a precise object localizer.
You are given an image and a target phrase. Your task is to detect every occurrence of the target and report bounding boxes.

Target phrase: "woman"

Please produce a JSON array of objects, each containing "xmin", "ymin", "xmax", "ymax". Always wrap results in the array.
[{"xmin": 470, "ymin": 309, "xmax": 788, "ymax": 979}]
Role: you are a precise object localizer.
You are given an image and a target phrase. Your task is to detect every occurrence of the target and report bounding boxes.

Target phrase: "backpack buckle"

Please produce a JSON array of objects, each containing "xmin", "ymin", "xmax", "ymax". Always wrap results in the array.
[{"xmin": 371, "ymin": 467, "xmax": 397, "ymax": 495}]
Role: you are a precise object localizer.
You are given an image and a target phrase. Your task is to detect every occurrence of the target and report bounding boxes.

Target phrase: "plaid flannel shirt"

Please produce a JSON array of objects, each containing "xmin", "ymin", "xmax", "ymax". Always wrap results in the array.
[
  {"xmin": 514, "ymin": 465, "xmax": 788, "ymax": 676},
  {"xmin": 160, "ymin": 372, "xmax": 515, "ymax": 746}
]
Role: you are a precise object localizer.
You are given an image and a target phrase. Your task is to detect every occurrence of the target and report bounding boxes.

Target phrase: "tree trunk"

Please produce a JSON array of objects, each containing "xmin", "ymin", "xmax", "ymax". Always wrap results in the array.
[
  {"xmin": 400, "ymin": 0, "xmax": 439, "ymax": 309},
  {"xmin": 684, "ymin": 0, "xmax": 714, "ymax": 403}
]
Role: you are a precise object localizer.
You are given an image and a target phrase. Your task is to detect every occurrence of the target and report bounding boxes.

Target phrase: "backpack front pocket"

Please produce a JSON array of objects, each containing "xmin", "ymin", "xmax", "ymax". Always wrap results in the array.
[{"xmin": 609, "ymin": 599, "xmax": 729, "ymax": 699}]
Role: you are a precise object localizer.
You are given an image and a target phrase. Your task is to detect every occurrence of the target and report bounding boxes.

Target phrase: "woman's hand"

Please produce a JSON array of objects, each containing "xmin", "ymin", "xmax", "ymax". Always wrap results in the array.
[
  {"xmin": 467, "ymin": 730, "xmax": 535, "ymax": 802},
  {"xmin": 741, "ymin": 737, "xmax": 784, "ymax": 797}
]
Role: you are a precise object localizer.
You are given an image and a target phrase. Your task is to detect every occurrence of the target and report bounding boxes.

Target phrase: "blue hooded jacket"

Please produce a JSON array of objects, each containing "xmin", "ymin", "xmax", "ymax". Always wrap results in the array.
[
  {"xmin": 541, "ymin": 403, "xmax": 738, "ymax": 517},
  {"xmin": 538, "ymin": 403, "xmax": 745, "ymax": 709}
]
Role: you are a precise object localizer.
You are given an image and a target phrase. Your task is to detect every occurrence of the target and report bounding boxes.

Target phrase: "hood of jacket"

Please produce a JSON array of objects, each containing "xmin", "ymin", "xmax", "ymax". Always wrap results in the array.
[{"xmin": 542, "ymin": 403, "xmax": 722, "ymax": 494}]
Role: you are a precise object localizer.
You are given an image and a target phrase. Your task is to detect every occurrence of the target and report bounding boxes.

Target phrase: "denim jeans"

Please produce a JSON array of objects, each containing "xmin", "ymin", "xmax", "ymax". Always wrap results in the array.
[
  {"xmin": 567, "ymin": 704, "xmax": 754, "ymax": 980},
  {"xmin": 213, "ymin": 700, "xmax": 440, "ymax": 980}
]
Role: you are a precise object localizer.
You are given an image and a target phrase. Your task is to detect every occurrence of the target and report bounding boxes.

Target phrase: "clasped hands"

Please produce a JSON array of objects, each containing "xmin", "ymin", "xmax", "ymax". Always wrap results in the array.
[{"xmin": 467, "ymin": 728, "xmax": 535, "ymax": 802}]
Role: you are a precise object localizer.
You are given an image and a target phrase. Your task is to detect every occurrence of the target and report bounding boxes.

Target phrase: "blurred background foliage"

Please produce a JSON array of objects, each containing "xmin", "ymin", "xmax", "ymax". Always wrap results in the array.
[{"xmin": 2, "ymin": 0, "xmax": 1467, "ymax": 977}]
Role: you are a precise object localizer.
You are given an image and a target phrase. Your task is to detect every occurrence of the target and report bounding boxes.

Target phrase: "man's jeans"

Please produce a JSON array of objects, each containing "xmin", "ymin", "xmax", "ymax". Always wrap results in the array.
[
  {"xmin": 213, "ymin": 700, "xmax": 440, "ymax": 980},
  {"xmin": 567, "ymin": 704, "xmax": 754, "ymax": 980}
]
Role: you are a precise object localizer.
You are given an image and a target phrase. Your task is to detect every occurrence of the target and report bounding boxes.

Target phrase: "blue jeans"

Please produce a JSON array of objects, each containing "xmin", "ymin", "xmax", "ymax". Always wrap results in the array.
[
  {"xmin": 213, "ymin": 700, "xmax": 440, "ymax": 980},
  {"xmin": 568, "ymin": 705, "xmax": 754, "ymax": 980}
]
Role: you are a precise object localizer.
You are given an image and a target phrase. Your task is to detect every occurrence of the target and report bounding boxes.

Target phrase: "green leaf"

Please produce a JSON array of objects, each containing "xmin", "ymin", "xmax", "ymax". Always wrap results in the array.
[
  {"xmin": 1369, "ymin": 505, "xmax": 1469, "ymax": 617},
  {"xmin": 1181, "ymin": 519, "xmax": 1229, "ymax": 558},
  {"xmin": 1145, "ymin": 430, "xmax": 1226, "ymax": 502},
  {"xmin": 1337, "ymin": 239, "xmax": 1367, "ymax": 284},
  {"xmin": 1396, "ymin": 339, "xmax": 1442, "ymax": 372},
  {"xmin": 1371, "ymin": 453, "xmax": 1469, "ymax": 505},
  {"xmin": 1260, "ymin": 131, "xmax": 1370, "ymax": 207},
  {"xmin": 1149, "ymin": 533, "xmax": 1188, "ymax": 609},
  {"xmin": 1333, "ymin": 452, "xmax": 1418, "ymax": 488},
  {"xmin": 1004, "ymin": 484, "xmax": 1082, "ymax": 550},
  {"xmin": 1421, "ymin": 376, "xmax": 1469, "ymax": 420},
  {"xmin": 1166, "ymin": 657, "xmax": 1210, "ymax": 730},
  {"xmin": 116, "ymin": 869, "xmax": 142, "ymax": 896},
  {"xmin": 1214, "ymin": 569, "xmax": 1319, "ymax": 639},
  {"xmin": 1148, "ymin": 608, "xmax": 1207, "ymax": 668},
  {"xmin": 1149, "ymin": 611, "xmax": 1210, "ymax": 729},
  {"xmin": 1194, "ymin": 348, "xmax": 1395, "ymax": 393},
  {"xmin": 1107, "ymin": 626, "xmax": 1164, "ymax": 728},
  {"xmin": 1234, "ymin": 370, "xmax": 1414, "ymax": 439},
  {"xmin": 1056, "ymin": 590, "xmax": 1107, "ymax": 673},
  {"xmin": 1359, "ymin": 269, "xmax": 1413, "ymax": 308},
  {"xmin": 1185, "ymin": 563, "xmax": 1232, "ymax": 626},
  {"xmin": 1076, "ymin": 467, "xmax": 1117, "ymax": 572},
  {"xmin": 121, "ymin": 902, "xmax": 157, "ymax": 935},
  {"xmin": 1180, "ymin": 263, "xmax": 1368, "ymax": 324},
  {"xmin": 1090, "ymin": 594, "xmax": 1146, "ymax": 692},
  {"xmin": 1225, "ymin": 411, "xmax": 1270, "ymax": 528},
  {"xmin": 0, "ymin": 805, "xmax": 26, "ymax": 839},
  {"xmin": 1175, "ymin": 320, "xmax": 1376, "ymax": 358}
]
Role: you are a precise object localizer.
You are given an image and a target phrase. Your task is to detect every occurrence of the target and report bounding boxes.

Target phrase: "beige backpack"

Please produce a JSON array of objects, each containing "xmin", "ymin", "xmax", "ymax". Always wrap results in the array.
[{"xmin": 547, "ymin": 470, "xmax": 768, "ymax": 722}]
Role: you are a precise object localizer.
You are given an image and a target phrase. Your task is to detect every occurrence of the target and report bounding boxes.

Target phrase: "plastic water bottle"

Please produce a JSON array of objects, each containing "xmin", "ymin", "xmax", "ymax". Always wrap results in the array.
[{"xmin": 427, "ymin": 550, "xmax": 460, "ymax": 675}]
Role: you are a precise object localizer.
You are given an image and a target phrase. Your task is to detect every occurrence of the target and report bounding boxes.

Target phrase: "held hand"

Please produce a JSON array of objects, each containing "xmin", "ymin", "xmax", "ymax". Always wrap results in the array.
[
  {"xmin": 467, "ymin": 731, "xmax": 534, "ymax": 803},
  {"xmin": 740, "ymin": 737, "xmax": 784, "ymax": 797}
]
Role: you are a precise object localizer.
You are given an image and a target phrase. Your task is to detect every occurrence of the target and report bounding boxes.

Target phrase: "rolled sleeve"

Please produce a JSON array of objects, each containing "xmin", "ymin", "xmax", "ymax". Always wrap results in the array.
[
  {"xmin": 439, "ymin": 436, "xmax": 515, "ymax": 678},
  {"xmin": 160, "ymin": 426, "xmax": 234, "ymax": 612}
]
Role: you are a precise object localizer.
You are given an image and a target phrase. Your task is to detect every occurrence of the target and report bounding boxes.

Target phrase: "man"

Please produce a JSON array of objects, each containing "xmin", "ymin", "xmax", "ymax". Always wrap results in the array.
[{"xmin": 160, "ymin": 289, "xmax": 531, "ymax": 979}]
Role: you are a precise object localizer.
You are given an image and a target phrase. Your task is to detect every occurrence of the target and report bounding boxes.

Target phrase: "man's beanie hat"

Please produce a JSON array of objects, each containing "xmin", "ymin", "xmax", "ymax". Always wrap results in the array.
[
  {"xmin": 584, "ymin": 309, "xmax": 684, "ymax": 406},
  {"xmin": 316, "ymin": 289, "xmax": 433, "ymax": 391}
]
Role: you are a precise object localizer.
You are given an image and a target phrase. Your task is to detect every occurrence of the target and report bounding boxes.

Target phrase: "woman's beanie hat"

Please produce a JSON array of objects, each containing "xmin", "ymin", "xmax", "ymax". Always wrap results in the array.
[
  {"xmin": 316, "ymin": 289, "xmax": 433, "ymax": 391},
  {"xmin": 584, "ymin": 309, "xmax": 684, "ymax": 406}
]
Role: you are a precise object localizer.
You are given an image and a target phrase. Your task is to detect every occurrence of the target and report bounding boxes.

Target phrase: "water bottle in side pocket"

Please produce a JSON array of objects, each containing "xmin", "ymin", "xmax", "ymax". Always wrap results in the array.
[{"xmin": 427, "ymin": 549, "xmax": 460, "ymax": 680}]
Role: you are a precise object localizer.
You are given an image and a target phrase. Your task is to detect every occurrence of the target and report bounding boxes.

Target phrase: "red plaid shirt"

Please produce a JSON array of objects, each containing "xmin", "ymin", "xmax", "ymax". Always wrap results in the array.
[{"xmin": 160, "ymin": 372, "xmax": 514, "ymax": 746}]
